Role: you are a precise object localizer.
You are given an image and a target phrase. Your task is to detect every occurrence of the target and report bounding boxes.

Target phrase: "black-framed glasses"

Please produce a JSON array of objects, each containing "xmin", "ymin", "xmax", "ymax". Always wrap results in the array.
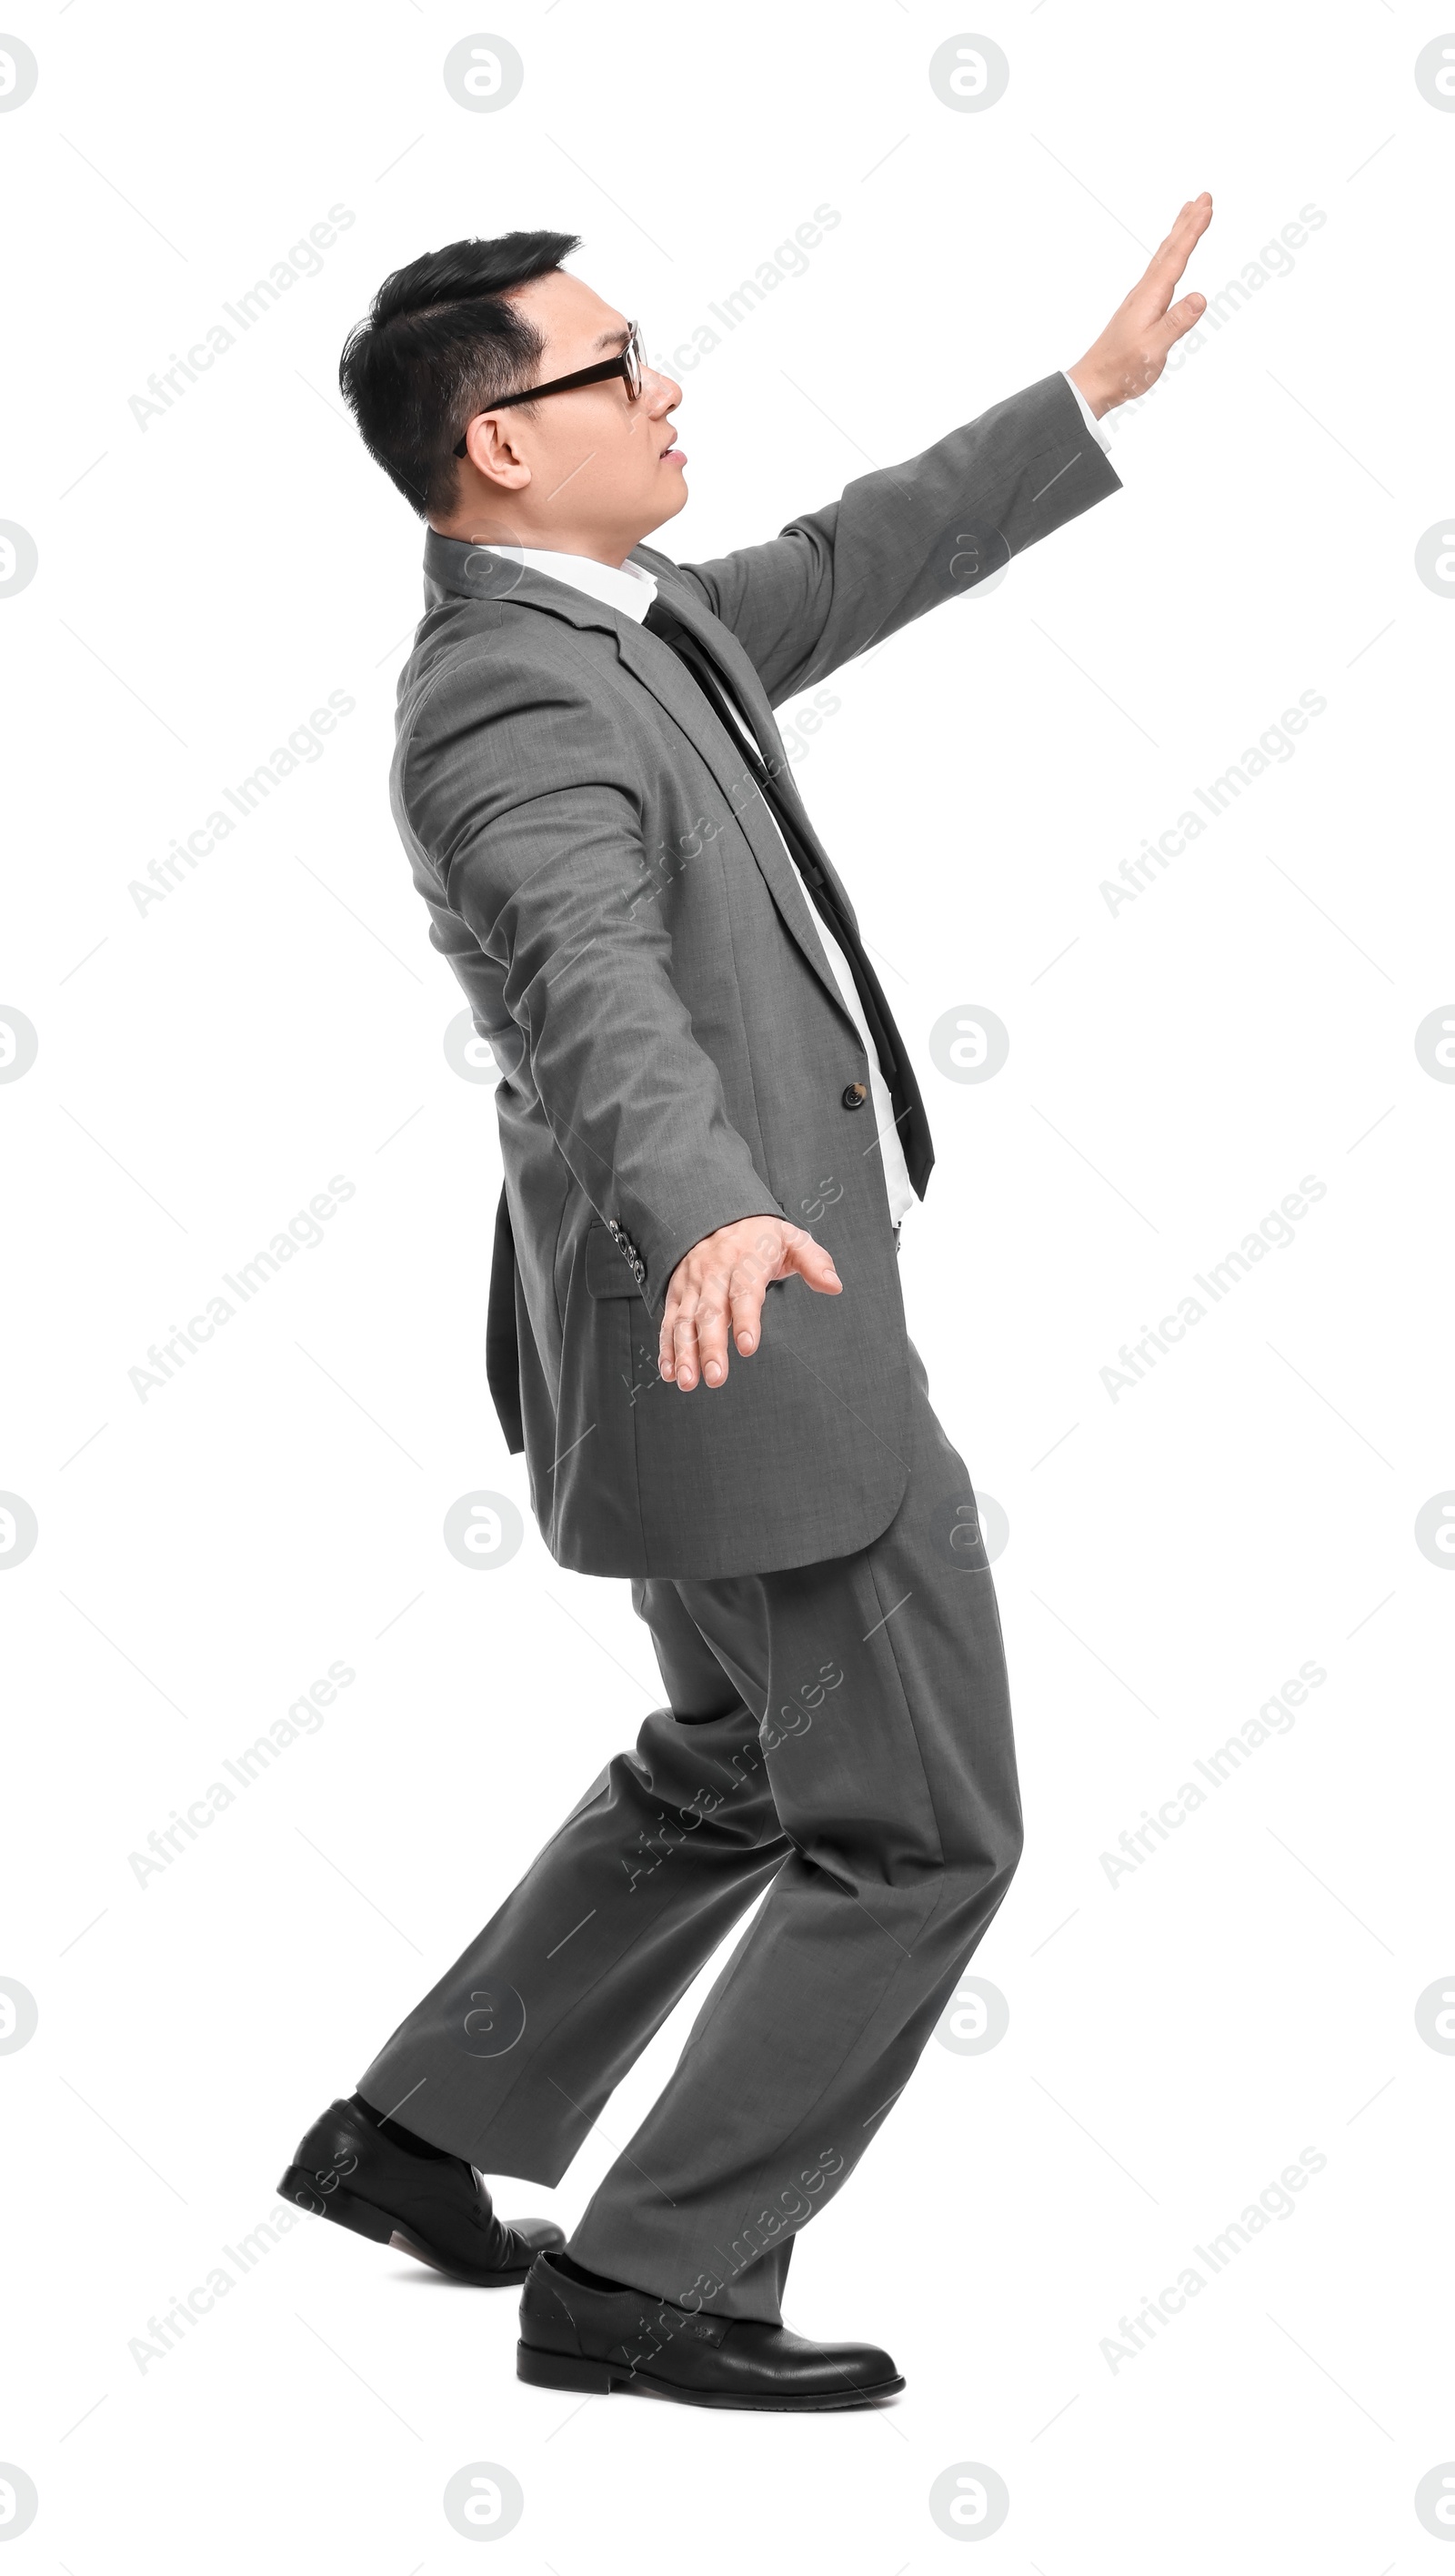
[{"xmin": 453, "ymin": 321, "xmax": 645, "ymax": 457}]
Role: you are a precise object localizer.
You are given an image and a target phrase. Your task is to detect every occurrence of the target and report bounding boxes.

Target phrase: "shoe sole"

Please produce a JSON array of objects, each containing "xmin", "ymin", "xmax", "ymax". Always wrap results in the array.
[
  {"xmin": 516, "ymin": 2340, "xmax": 905, "ymax": 2410},
  {"xmin": 276, "ymin": 2166, "xmax": 535, "ymax": 2286}
]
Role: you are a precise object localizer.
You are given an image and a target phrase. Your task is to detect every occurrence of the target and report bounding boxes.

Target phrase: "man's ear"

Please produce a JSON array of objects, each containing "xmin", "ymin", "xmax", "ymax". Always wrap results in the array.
[{"xmin": 462, "ymin": 415, "xmax": 533, "ymax": 492}]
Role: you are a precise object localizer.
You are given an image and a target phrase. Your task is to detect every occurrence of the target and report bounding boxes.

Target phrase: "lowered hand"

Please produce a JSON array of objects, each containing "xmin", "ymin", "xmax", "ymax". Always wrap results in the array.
[{"xmin": 659, "ymin": 1216, "xmax": 842, "ymax": 1392}]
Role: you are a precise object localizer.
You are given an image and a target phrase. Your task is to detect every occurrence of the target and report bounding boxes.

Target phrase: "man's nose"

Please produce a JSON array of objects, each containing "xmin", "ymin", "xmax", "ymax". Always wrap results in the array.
[{"xmin": 643, "ymin": 365, "xmax": 680, "ymax": 415}]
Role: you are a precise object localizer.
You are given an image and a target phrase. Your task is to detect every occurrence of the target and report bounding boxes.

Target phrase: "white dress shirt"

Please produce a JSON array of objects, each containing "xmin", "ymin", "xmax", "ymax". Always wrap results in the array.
[{"xmin": 479, "ymin": 374, "xmax": 1110, "ymax": 1233}]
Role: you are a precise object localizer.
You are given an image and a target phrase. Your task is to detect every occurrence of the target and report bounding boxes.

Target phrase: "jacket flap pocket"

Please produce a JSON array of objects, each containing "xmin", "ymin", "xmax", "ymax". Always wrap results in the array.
[{"xmin": 585, "ymin": 1223, "xmax": 644, "ymax": 1301}]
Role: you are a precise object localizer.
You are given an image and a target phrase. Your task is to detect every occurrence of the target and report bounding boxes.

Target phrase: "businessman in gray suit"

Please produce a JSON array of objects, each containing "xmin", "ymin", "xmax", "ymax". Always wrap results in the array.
[{"xmin": 282, "ymin": 196, "xmax": 1212, "ymax": 2409}]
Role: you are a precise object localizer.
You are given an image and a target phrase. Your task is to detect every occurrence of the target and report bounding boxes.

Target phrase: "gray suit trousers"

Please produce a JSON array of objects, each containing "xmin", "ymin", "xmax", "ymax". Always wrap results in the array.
[{"xmin": 356, "ymin": 1344, "xmax": 1020, "ymax": 2324}]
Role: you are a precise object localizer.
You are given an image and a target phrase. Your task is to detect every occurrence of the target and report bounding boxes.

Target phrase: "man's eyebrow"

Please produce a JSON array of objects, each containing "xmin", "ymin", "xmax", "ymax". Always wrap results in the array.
[{"xmin": 591, "ymin": 326, "xmax": 630, "ymax": 352}]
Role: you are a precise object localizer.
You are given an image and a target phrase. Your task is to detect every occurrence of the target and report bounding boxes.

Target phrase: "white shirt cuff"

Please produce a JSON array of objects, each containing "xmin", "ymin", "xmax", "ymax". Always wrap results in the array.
[{"xmin": 1063, "ymin": 368, "xmax": 1111, "ymax": 454}]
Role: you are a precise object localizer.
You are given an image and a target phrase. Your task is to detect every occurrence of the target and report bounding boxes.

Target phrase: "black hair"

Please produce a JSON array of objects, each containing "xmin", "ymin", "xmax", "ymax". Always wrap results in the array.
[{"xmin": 338, "ymin": 229, "xmax": 580, "ymax": 519}]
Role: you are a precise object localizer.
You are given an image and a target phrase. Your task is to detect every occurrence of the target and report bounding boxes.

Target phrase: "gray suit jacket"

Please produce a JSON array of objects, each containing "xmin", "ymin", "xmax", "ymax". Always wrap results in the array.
[{"xmin": 392, "ymin": 371, "xmax": 1120, "ymax": 1579}]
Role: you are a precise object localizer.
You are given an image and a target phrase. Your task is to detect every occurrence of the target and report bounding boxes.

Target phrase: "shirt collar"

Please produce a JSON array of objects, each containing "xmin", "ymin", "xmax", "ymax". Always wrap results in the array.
[{"xmin": 476, "ymin": 545, "xmax": 658, "ymax": 624}]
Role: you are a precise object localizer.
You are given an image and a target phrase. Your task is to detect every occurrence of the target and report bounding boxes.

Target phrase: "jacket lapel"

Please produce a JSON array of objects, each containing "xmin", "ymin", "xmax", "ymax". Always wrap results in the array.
[
  {"xmin": 631, "ymin": 563, "xmax": 868, "ymax": 941},
  {"xmin": 421, "ymin": 533, "xmax": 856, "ymax": 1031}
]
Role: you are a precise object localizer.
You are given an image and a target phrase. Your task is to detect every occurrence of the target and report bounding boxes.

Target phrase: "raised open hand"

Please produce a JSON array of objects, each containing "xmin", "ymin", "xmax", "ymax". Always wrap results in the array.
[{"xmin": 1069, "ymin": 193, "xmax": 1213, "ymax": 418}]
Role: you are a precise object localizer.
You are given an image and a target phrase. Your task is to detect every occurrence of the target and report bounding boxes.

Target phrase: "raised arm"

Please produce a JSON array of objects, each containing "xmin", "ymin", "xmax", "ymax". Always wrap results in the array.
[
  {"xmin": 670, "ymin": 193, "xmax": 1211, "ymax": 707},
  {"xmin": 673, "ymin": 372, "xmax": 1114, "ymax": 707}
]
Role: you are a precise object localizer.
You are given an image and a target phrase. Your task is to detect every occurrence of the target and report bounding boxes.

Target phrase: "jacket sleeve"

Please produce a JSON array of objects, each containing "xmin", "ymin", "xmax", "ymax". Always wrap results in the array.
[
  {"xmin": 667, "ymin": 370, "xmax": 1121, "ymax": 708},
  {"xmin": 398, "ymin": 644, "xmax": 784, "ymax": 1313}
]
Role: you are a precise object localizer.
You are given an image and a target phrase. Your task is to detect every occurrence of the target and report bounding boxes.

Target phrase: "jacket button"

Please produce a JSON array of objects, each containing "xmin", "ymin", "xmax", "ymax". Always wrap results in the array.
[{"xmin": 841, "ymin": 1082, "xmax": 868, "ymax": 1111}]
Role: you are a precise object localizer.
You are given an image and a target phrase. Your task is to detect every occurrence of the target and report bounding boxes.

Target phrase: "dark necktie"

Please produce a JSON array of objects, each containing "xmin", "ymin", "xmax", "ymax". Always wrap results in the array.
[{"xmin": 643, "ymin": 599, "xmax": 934, "ymax": 1200}]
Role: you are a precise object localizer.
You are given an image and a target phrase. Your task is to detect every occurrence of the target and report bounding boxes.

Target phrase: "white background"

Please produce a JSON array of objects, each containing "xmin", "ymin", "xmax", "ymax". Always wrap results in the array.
[{"xmin": 4, "ymin": 2, "xmax": 1453, "ymax": 2568}]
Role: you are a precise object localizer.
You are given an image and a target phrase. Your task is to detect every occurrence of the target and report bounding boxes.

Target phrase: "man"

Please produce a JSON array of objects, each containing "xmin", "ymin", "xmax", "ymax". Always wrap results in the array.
[{"xmin": 280, "ymin": 198, "xmax": 1212, "ymax": 2409}]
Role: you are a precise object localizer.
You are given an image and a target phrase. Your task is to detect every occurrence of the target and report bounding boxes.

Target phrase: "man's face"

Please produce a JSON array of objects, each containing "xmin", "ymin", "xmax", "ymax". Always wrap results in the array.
[{"xmin": 452, "ymin": 268, "xmax": 686, "ymax": 555}]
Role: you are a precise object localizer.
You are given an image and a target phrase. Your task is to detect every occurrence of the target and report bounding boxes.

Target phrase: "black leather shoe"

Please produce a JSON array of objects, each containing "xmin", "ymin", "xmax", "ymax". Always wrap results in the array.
[
  {"xmin": 517, "ymin": 2252, "xmax": 904, "ymax": 2410},
  {"xmin": 277, "ymin": 2095, "xmax": 564, "ymax": 2285}
]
